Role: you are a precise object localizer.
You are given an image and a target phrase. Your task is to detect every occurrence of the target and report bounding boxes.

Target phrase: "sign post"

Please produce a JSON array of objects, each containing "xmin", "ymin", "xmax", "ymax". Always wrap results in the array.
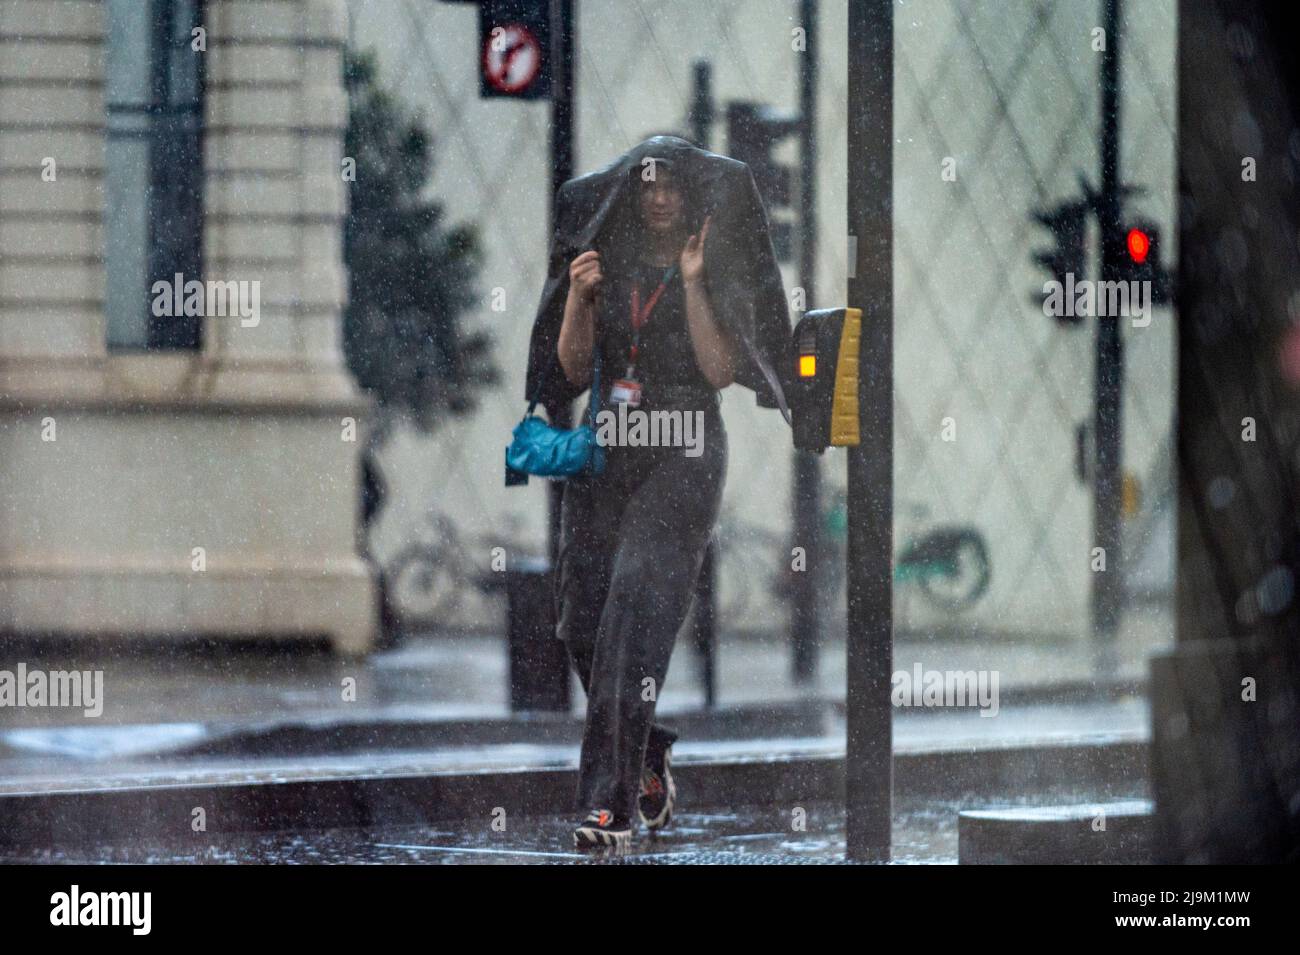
[
  {"xmin": 544, "ymin": 0, "xmax": 575, "ymax": 567},
  {"xmin": 442, "ymin": 0, "xmax": 575, "ymax": 657}
]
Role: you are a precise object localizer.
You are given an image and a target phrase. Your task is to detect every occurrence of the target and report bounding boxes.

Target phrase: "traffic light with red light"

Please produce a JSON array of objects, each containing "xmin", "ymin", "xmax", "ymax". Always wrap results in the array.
[
  {"xmin": 1126, "ymin": 227, "xmax": 1150, "ymax": 264},
  {"xmin": 1116, "ymin": 220, "xmax": 1171, "ymax": 306}
]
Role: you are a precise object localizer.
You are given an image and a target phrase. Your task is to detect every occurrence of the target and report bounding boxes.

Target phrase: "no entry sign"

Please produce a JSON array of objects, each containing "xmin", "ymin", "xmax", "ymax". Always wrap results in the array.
[
  {"xmin": 483, "ymin": 23, "xmax": 542, "ymax": 94},
  {"xmin": 479, "ymin": 1, "xmax": 551, "ymax": 99}
]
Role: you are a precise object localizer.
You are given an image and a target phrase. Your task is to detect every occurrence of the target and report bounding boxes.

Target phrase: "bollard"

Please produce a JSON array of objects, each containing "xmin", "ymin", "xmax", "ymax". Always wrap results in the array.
[
  {"xmin": 691, "ymin": 541, "xmax": 718, "ymax": 708},
  {"xmin": 495, "ymin": 557, "xmax": 572, "ymax": 713}
]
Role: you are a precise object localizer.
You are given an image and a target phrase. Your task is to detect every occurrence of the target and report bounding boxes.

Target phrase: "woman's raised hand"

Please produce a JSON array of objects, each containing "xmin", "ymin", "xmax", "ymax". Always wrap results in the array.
[
  {"xmin": 680, "ymin": 215, "xmax": 712, "ymax": 284},
  {"xmin": 568, "ymin": 250, "xmax": 603, "ymax": 303}
]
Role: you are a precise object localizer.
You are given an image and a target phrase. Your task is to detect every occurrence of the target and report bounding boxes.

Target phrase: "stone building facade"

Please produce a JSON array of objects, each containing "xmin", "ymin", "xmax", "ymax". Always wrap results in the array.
[{"xmin": 0, "ymin": 0, "xmax": 375, "ymax": 652}]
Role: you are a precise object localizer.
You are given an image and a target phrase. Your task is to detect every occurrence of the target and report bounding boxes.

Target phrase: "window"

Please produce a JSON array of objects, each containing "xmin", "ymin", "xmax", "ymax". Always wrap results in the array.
[{"xmin": 105, "ymin": 0, "xmax": 205, "ymax": 350}]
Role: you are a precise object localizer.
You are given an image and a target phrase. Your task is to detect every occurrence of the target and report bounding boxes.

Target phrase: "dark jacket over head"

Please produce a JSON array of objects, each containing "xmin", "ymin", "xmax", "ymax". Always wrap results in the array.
[{"xmin": 523, "ymin": 136, "xmax": 793, "ymax": 420}]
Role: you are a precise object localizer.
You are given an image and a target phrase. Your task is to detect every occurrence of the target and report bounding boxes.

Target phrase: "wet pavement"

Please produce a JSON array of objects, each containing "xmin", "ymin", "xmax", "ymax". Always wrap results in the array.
[
  {"xmin": 0, "ymin": 802, "xmax": 950, "ymax": 864},
  {"xmin": 0, "ymin": 778, "xmax": 1146, "ymax": 864},
  {"xmin": 0, "ymin": 808, "xmax": 857, "ymax": 865},
  {"xmin": 0, "ymin": 618, "xmax": 1158, "ymax": 866},
  {"xmin": 0, "ymin": 605, "xmax": 1166, "ymax": 732},
  {"xmin": 0, "ymin": 698, "xmax": 1148, "ymax": 789},
  {"xmin": 0, "ymin": 602, "xmax": 1155, "ymax": 795}
]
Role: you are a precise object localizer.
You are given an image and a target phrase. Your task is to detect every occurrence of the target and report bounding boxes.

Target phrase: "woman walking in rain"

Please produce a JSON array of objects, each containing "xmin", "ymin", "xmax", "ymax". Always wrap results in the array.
[{"xmin": 522, "ymin": 136, "xmax": 793, "ymax": 851}]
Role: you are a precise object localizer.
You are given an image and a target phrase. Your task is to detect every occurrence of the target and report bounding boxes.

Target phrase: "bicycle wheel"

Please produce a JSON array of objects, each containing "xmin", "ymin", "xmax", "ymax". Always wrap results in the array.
[
  {"xmin": 387, "ymin": 545, "xmax": 466, "ymax": 628},
  {"xmin": 915, "ymin": 530, "xmax": 991, "ymax": 613}
]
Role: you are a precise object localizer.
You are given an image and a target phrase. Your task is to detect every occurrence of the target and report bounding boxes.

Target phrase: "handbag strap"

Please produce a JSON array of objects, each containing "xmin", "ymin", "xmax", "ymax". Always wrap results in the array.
[
  {"xmin": 588, "ymin": 345, "xmax": 601, "ymax": 428},
  {"xmin": 527, "ymin": 326, "xmax": 602, "ymax": 422},
  {"xmin": 524, "ymin": 351, "xmax": 551, "ymax": 416}
]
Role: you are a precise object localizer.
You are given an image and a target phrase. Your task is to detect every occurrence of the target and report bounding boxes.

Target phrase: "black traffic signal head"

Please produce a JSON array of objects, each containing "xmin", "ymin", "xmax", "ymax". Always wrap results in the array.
[
  {"xmin": 1031, "ymin": 198, "xmax": 1090, "ymax": 325},
  {"xmin": 726, "ymin": 101, "xmax": 799, "ymax": 261}
]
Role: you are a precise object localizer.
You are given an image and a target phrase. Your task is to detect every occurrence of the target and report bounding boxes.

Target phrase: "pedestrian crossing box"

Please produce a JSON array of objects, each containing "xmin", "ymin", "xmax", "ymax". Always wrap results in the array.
[{"xmin": 789, "ymin": 307, "xmax": 862, "ymax": 451}]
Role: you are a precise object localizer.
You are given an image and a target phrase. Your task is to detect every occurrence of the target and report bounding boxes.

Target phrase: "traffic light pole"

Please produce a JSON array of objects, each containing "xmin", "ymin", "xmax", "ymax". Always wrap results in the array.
[
  {"xmin": 791, "ymin": 0, "xmax": 823, "ymax": 684},
  {"xmin": 546, "ymin": 0, "xmax": 575, "ymax": 568},
  {"xmin": 1093, "ymin": 0, "xmax": 1123, "ymax": 673},
  {"xmin": 846, "ymin": 0, "xmax": 893, "ymax": 863}
]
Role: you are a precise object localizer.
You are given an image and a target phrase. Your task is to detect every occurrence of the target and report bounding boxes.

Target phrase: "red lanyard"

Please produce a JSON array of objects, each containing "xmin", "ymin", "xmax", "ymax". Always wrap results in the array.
[{"xmin": 627, "ymin": 265, "xmax": 677, "ymax": 374}]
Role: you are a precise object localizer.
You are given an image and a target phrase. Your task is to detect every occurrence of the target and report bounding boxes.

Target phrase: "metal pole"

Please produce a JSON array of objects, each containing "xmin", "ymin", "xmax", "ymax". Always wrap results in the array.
[
  {"xmin": 549, "ymin": 0, "xmax": 575, "ymax": 225},
  {"xmin": 1092, "ymin": 0, "xmax": 1123, "ymax": 673},
  {"xmin": 546, "ymin": 0, "xmax": 576, "ymax": 565},
  {"xmin": 845, "ymin": 0, "xmax": 893, "ymax": 862},
  {"xmin": 687, "ymin": 60, "xmax": 718, "ymax": 707},
  {"xmin": 791, "ymin": 0, "xmax": 822, "ymax": 684}
]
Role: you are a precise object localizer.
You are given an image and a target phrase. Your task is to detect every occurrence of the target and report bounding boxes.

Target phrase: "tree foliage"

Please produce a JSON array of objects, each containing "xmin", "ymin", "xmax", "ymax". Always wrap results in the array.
[{"xmin": 342, "ymin": 49, "xmax": 498, "ymax": 434}]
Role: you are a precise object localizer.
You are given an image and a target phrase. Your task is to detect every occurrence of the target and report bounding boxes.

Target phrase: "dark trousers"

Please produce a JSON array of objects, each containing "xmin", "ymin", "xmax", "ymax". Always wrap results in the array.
[{"xmin": 555, "ymin": 400, "xmax": 727, "ymax": 822}]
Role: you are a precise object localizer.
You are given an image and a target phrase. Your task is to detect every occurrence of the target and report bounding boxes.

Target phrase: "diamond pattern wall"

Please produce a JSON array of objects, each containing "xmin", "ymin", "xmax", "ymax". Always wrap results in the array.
[{"xmin": 345, "ymin": 0, "xmax": 1174, "ymax": 646}]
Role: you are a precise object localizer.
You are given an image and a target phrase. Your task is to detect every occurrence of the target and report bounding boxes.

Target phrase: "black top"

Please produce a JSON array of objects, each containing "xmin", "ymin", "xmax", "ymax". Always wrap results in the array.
[{"xmin": 595, "ymin": 261, "xmax": 716, "ymax": 404}]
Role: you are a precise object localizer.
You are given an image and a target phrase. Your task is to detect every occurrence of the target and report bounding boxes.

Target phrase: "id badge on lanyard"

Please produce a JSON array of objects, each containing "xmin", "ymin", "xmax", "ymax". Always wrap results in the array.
[
  {"xmin": 610, "ymin": 378, "xmax": 642, "ymax": 406},
  {"xmin": 613, "ymin": 265, "xmax": 676, "ymax": 408}
]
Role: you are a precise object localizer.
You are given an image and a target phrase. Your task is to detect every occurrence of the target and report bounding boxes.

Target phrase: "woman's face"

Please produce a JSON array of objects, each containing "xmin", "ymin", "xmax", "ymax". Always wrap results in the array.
[{"xmin": 639, "ymin": 170, "xmax": 685, "ymax": 236}]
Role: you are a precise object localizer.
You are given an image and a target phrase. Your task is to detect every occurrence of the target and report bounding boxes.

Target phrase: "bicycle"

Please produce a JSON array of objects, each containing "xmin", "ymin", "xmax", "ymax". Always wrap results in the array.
[
  {"xmin": 384, "ymin": 508, "xmax": 529, "ymax": 635},
  {"xmin": 819, "ymin": 498, "xmax": 992, "ymax": 613}
]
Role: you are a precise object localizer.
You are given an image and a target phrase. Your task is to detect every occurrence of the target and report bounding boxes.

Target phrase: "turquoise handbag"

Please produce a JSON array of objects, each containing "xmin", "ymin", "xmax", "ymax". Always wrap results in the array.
[{"xmin": 505, "ymin": 347, "xmax": 605, "ymax": 486}]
